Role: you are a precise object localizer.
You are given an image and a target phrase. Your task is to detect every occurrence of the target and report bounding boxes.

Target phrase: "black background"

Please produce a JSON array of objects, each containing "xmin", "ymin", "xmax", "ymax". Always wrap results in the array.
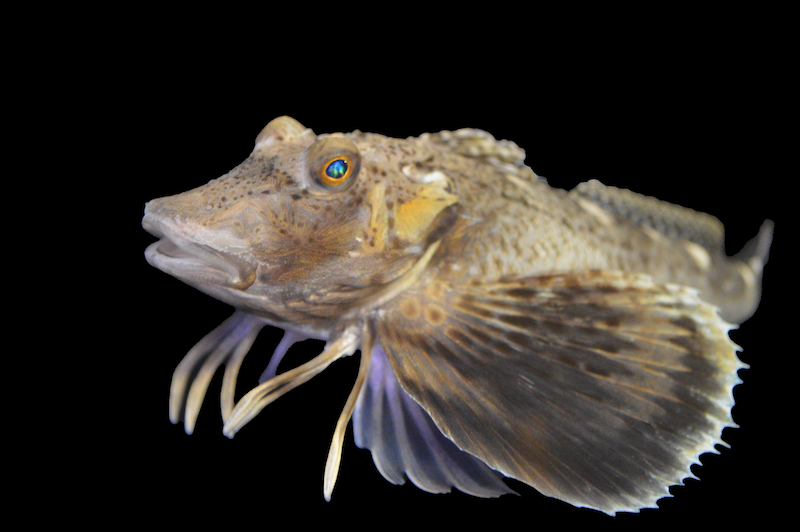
[{"xmin": 113, "ymin": 15, "xmax": 790, "ymax": 529}]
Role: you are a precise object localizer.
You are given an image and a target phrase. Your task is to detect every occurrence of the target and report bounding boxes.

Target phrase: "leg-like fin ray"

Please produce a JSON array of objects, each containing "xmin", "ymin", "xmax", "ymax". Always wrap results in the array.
[
  {"xmin": 258, "ymin": 330, "xmax": 311, "ymax": 383},
  {"xmin": 221, "ymin": 323, "xmax": 264, "ymax": 422},
  {"xmin": 168, "ymin": 311, "xmax": 264, "ymax": 433},
  {"xmin": 323, "ymin": 322, "xmax": 375, "ymax": 501},
  {"xmin": 223, "ymin": 327, "xmax": 359, "ymax": 438}
]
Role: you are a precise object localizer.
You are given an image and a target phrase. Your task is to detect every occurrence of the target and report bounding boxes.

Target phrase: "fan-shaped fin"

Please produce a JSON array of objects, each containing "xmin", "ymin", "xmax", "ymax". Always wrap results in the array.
[
  {"xmin": 352, "ymin": 343, "xmax": 514, "ymax": 497},
  {"xmin": 375, "ymin": 270, "xmax": 741, "ymax": 514}
]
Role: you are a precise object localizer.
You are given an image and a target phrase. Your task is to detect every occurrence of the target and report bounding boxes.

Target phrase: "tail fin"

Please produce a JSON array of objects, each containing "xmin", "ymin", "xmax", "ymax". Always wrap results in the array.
[
  {"xmin": 722, "ymin": 220, "xmax": 773, "ymax": 323},
  {"xmin": 735, "ymin": 220, "xmax": 774, "ymax": 276}
]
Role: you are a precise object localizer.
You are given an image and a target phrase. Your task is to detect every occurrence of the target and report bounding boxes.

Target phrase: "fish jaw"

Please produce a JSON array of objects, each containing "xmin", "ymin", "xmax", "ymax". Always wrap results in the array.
[{"xmin": 143, "ymin": 200, "xmax": 257, "ymax": 291}]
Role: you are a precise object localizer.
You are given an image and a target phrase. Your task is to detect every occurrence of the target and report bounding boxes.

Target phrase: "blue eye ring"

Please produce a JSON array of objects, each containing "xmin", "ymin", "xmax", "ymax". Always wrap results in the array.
[
  {"xmin": 325, "ymin": 159, "xmax": 349, "ymax": 180},
  {"xmin": 319, "ymin": 155, "xmax": 354, "ymax": 186},
  {"xmin": 307, "ymin": 137, "xmax": 361, "ymax": 190}
]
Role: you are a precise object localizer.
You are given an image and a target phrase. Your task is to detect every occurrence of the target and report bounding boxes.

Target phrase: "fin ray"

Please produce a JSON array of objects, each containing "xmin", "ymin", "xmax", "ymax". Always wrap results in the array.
[
  {"xmin": 375, "ymin": 271, "xmax": 741, "ymax": 513},
  {"xmin": 352, "ymin": 343, "xmax": 514, "ymax": 497}
]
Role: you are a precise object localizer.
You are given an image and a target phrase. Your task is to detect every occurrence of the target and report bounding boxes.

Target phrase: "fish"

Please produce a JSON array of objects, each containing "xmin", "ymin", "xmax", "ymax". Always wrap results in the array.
[{"xmin": 142, "ymin": 116, "xmax": 772, "ymax": 514}]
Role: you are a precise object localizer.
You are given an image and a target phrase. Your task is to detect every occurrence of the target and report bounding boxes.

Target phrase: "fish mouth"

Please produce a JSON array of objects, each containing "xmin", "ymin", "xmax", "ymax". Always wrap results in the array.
[{"xmin": 143, "ymin": 207, "xmax": 257, "ymax": 291}]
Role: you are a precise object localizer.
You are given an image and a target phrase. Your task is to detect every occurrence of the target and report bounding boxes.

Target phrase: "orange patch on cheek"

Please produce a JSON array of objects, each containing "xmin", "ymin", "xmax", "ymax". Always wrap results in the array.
[{"xmin": 394, "ymin": 185, "xmax": 458, "ymax": 243}]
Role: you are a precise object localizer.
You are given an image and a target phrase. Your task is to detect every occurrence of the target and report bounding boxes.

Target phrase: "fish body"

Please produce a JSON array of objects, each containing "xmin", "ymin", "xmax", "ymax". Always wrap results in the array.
[{"xmin": 143, "ymin": 116, "xmax": 771, "ymax": 513}]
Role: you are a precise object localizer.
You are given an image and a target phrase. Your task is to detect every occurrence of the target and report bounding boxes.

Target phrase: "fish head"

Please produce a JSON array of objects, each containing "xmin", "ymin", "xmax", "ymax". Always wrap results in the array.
[{"xmin": 143, "ymin": 116, "xmax": 461, "ymax": 327}]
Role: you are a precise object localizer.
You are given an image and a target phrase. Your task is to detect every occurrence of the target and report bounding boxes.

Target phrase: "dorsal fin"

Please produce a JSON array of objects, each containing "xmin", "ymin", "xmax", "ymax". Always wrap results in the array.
[
  {"xmin": 419, "ymin": 128, "xmax": 526, "ymax": 165},
  {"xmin": 571, "ymin": 179, "xmax": 725, "ymax": 253},
  {"xmin": 417, "ymin": 128, "xmax": 542, "ymax": 183}
]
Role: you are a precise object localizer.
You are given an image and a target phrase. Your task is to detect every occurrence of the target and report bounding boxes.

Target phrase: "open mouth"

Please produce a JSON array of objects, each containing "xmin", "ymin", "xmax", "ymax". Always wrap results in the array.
[{"xmin": 143, "ymin": 208, "xmax": 256, "ymax": 290}]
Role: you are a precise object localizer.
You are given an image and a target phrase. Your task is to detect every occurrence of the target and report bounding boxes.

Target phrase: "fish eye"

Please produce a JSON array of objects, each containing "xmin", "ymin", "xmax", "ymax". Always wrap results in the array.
[
  {"xmin": 306, "ymin": 137, "xmax": 361, "ymax": 190},
  {"xmin": 320, "ymin": 156, "xmax": 353, "ymax": 186}
]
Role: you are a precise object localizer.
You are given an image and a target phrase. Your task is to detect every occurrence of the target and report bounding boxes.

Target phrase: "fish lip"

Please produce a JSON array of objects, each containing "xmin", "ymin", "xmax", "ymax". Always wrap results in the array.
[{"xmin": 142, "ymin": 209, "xmax": 256, "ymax": 291}]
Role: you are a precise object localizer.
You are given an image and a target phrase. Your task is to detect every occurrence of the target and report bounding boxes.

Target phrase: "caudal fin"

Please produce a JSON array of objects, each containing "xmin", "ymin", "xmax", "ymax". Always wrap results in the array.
[{"xmin": 735, "ymin": 220, "xmax": 774, "ymax": 275}]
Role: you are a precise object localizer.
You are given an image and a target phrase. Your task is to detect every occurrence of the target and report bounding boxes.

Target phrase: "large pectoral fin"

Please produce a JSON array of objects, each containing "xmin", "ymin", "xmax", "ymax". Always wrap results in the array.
[
  {"xmin": 375, "ymin": 271, "xmax": 742, "ymax": 514},
  {"xmin": 352, "ymin": 343, "xmax": 514, "ymax": 497}
]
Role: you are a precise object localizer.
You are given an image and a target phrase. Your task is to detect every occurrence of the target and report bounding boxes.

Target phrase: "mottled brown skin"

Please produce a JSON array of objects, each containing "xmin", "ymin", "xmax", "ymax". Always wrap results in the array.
[
  {"xmin": 145, "ymin": 116, "xmax": 764, "ymax": 329},
  {"xmin": 144, "ymin": 116, "xmax": 771, "ymax": 514},
  {"xmin": 392, "ymin": 137, "xmax": 766, "ymax": 325}
]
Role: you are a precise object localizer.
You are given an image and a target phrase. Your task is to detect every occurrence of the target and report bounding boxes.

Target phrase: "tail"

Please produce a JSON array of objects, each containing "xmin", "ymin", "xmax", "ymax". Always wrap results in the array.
[
  {"xmin": 726, "ymin": 220, "xmax": 773, "ymax": 323},
  {"xmin": 735, "ymin": 220, "xmax": 774, "ymax": 277}
]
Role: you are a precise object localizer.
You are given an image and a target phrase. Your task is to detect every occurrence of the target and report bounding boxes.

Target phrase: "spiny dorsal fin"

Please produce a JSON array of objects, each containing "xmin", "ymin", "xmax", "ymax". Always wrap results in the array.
[
  {"xmin": 571, "ymin": 179, "xmax": 725, "ymax": 253},
  {"xmin": 418, "ymin": 128, "xmax": 541, "ymax": 183},
  {"xmin": 420, "ymin": 128, "xmax": 526, "ymax": 165}
]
